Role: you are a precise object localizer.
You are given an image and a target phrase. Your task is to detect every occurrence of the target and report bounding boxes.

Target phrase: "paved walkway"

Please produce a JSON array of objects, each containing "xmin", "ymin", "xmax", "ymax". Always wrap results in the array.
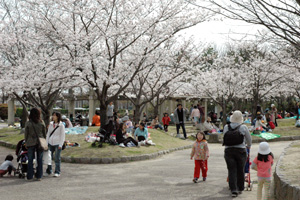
[
  {"xmin": 0, "ymin": 123, "xmax": 8, "ymax": 129},
  {"xmin": 0, "ymin": 141, "xmax": 291, "ymax": 200}
]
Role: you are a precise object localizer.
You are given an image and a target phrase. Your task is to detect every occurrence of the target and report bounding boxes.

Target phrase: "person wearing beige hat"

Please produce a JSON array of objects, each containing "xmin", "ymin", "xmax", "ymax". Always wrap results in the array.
[{"xmin": 223, "ymin": 110, "xmax": 252, "ymax": 198}]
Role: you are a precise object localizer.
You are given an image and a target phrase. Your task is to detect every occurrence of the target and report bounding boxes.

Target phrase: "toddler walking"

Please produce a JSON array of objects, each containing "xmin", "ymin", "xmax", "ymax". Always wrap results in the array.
[
  {"xmin": 162, "ymin": 113, "xmax": 171, "ymax": 132},
  {"xmin": 252, "ymin": 142, "xmax": 274, "ymax": 200},
  {"xmin": 190, "ymin": 132, "xmax": 209, "ymax": 183}
]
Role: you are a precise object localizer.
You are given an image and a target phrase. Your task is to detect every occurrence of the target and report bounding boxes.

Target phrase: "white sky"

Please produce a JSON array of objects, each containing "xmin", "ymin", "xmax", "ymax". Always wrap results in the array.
[{"xmin": 183, "ymin": 18, "xmax": 265, "ymax": 49}]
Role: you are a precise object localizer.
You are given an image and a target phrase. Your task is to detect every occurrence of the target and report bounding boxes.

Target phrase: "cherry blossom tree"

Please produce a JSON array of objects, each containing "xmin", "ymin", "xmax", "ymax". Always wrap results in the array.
[
  {"xmin": 0, "ymin": 0, "xmax": 79, "ymax": 127},
  {"xmin": 201, "ymin": 0, "xmax": 300, "ymax": 50},
  {"xmin": 123, "ymin": 39, "xmax": 197, "ymax": 123},
  {"xmin": 18, "ymin": 0, "xmax": 212, "ymax": 126},
  {"xmin": 190, "ymin": 42, "xmax": 295, "ymax": 125}
]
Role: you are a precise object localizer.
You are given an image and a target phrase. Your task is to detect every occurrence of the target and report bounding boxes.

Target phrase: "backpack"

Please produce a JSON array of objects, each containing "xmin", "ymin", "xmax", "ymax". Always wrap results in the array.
[{"xmin": 223, "ymin": 124, "xmax": 244, "ymax": 146}]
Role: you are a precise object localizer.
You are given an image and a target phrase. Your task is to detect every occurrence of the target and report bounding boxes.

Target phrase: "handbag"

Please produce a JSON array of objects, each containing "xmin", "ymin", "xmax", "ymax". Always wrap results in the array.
[{"xmin": 32, "ymin": 122, "xmax": 48, "ymax": 151}]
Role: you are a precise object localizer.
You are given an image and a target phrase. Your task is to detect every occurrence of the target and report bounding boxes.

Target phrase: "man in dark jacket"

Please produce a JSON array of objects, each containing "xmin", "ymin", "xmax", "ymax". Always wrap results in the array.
[{"xmin": 174, "ymin": 104, "xmax": 188, "ymax": 139}]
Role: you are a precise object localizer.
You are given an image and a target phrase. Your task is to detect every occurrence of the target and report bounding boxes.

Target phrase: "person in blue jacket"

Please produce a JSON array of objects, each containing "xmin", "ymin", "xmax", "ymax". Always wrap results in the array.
[{"xmin": 134, "ymin": 123, "xmax": 148, "ymax": 141}]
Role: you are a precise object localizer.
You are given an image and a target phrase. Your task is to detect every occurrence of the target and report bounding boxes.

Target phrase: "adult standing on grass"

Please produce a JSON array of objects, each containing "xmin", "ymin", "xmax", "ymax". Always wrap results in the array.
[
  {"xmin": 107, "ymin": 102, "xmax": 114, "ymax": 121},
  {"xmin": 46, "ymin": 112, "xmax": 65, "ymax": 177},
  {"xmin": 270, "ymin": 104, "xmax": 277, "ymax": 127},
  {"xmin": 174, "ymin": 104, "xmax": 188, "ymax": 139},
  {"xmin": 191, "ymin": 105, "xmax": 201, "ymax": 126},
  {"xmin": 25, "ymin": 108, "xmax": 46, "ymax": 181},
  {"xmin": 223, "ymin": 110, "xmax": 252, "ymax": 198}
]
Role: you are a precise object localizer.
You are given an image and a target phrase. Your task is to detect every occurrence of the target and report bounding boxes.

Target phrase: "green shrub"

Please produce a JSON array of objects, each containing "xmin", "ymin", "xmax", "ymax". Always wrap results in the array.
[{"xmin": 15, "ymin": 108, "xmax": 23, "ymax": 118}]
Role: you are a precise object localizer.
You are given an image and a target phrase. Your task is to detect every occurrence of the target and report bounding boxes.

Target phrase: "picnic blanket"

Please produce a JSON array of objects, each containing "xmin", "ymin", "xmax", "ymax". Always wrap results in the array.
[
  {"xmin": 251, "ymin": 132, "xmax": 281, "ymax": 140},
  {"xmin": 284, "ymin": 116, "xmax": 297, "ymax": 119},
  {"xmin": 65, "ymin": 126, "xmax": 88, "ymax": 135},
  {"xmin": 244, "ymin": 119, "xmax": 251, "ymax": 124}
]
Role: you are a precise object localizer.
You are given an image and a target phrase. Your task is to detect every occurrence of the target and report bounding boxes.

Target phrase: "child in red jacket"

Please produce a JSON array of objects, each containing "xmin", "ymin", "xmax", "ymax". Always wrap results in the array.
[{"xmin": 162, "ymin": 113, "xmax": 171, "ymax": 132}]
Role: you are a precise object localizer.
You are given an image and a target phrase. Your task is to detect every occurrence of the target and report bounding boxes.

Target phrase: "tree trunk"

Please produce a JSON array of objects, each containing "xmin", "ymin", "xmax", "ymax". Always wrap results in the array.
[
  {"xmin": 41, "ymin": 108, "xmax": 51, "ymax": 128},
  {"xmin": 20, "ymin": 105, "xmax": 28, "ymax": 128},
  {"xmin": 134, "ymin": 104, "xmax": 141, "ymax": 124},
  {"xmin": 153, "ymin": 104, "xmax": 159, "ymax": 117},
  {"xmin": 222, "ymin": 103, "xmax": 227, "ymax": 129},
  {"xmin": 251, "ymin": 93, "xmax": 259, "ymax": 122},
  {"xmin": 99, "ymin": 103, "xmax": 107, "ymax": 128}
]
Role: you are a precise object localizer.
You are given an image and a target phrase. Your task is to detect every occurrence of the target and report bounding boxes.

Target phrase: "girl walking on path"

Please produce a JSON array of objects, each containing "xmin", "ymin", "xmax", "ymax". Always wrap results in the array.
[
  {"xmin": 190, "ymin": 132, "xmax": 209, "ymax": 183},
  {"xmin": 46, "ymin": 112, "xmax": 65, "ymax": 177},
  {"xmin": 252, "ymin": 142, "xmax": 274, "ymax": 200}
]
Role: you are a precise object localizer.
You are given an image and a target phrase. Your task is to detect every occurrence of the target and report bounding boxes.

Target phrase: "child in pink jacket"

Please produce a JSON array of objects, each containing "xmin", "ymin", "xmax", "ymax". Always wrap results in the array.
[
  {"xmin": 190, "ymin": 132, "xmax": 209, "ymax": 183},
  {"xmin": 252, "ymin": 142, "xmax": 274, "ymax": 200}
]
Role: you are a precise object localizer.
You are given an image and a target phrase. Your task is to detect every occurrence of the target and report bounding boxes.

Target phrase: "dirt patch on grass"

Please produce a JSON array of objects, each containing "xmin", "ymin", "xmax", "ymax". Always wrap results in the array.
[{"xmin": 280, "ymin": 141, "xmax": 300, "ymax": 187}]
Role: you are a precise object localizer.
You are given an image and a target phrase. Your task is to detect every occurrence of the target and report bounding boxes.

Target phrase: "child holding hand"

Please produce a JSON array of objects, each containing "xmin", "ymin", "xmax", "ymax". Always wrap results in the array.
[{"xmin": 191, "ymin": 132, "xmax": 209, "ymax": 183}]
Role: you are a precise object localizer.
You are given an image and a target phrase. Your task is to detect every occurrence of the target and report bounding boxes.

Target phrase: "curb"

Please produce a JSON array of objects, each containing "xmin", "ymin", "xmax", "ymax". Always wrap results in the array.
[
  {"xmin": 0, "ymin": 139, "xmax": 192, "ymax": 164},
  {"xmin": 274, "ymin": 141, "xmax": 300, "ymax": 200},
  {"xmin": 60, "ymin": 144, "xmax": 193, "ymax": 164},
  {"xmin": 213, "ymin": 135, "xmax": 300, "ymax": 144}
]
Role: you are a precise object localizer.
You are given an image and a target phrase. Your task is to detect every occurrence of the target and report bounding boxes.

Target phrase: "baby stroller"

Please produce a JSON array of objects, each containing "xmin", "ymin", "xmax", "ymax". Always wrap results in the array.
[
  {"xmin": 14, "ymin": 139, "xmax": 29, "ymax": 178},
  {"xmin": 91, "ymin": 121, "xmax": 117, "ymax": 148},
  {"xmin": 245, "ymin": 148, "xmax": 253, "ymax": 191}
]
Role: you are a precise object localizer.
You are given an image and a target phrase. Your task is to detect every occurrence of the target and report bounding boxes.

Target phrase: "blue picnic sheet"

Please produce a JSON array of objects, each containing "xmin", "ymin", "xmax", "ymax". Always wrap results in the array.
[
  {"xmin": 244, "ymin": 119, "xmax": 251, "ymax": 124},
  {"xmin": 65, "ymin": 126, "xmax": 88, "ymax": 135}
]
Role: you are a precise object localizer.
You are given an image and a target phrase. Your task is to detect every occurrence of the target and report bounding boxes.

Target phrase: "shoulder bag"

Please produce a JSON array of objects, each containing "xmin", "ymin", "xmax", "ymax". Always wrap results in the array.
[{"xmin": 32, "ymin": 122, "xmax": 48, "ymax": 151}]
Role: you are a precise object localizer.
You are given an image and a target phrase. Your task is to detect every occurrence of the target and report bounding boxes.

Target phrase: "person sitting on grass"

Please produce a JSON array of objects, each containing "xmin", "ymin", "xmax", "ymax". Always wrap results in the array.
[
  {"xmin": 125, "ymin": 118, "xmax": 134, "ymax": 134},
  {"xmin": 134, "ymin": 123, "xmax": 148, "ymax": 142},
  {"xmin": 91, "ymin": 111, "xmax": 101, "ymax": 126},
  {"xmin": 266, "ymin": 118, "xmax": 275, "ymax": 130},
  {"xmin": 0, "ymin": 155, "xmax": 16, "ymax": 177},
  {"xmin": 62, "ymin": 115, "xmax": 73, "ymax": 128},
  {"xmin": 116, "ymin": 123, "xmax": 139, "ymax": 148},
  {"xmin": 203, "ymin": 117, "xmax": 217, "ymax": 135},
  {"xmin": 134, "ymin": 123, "xmax": 155, "ymax": 146},
  {"xmin": 151, "ymin": 116, "xmax": 163, "ymax": 130},
  {"xmin": 254, "ymin": 115, "xmax": 269, "ymax": 132}
]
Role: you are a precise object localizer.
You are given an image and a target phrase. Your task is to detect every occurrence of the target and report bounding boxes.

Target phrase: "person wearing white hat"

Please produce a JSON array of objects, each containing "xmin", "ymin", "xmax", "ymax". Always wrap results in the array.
[
  {"xmin": 251, "ymin": 142, "xmax": 274, "ymax": 200},
  {"xmin": 223, "ymin": 110, "xmax": 252, "ymax": 197}
]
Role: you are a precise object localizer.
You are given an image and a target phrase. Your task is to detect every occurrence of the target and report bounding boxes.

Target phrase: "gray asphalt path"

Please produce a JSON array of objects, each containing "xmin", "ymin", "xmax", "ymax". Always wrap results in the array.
[{"xmin": 0, "ymin": 141, "xmax": 291, "ymax": 200}]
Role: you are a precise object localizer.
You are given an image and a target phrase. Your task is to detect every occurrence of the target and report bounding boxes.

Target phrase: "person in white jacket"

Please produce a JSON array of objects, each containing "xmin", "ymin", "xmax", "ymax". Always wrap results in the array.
[{"xmin": 46, "ymin": 112, "xmax": 65, "ymax": 177}]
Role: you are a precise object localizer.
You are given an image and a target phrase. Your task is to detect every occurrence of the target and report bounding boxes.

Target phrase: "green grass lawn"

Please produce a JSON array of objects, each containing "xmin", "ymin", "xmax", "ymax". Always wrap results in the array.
[
  {"xmin": 184, "ymin": 118, "xmax": 300, "ymax": 141},
  {"xmin": 0, "ymin": 127, "xmax": 192, "ymax": 158},
  {"xmin": 0, "ymin": 119, "xmax": 298, "ymax": 158}
]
